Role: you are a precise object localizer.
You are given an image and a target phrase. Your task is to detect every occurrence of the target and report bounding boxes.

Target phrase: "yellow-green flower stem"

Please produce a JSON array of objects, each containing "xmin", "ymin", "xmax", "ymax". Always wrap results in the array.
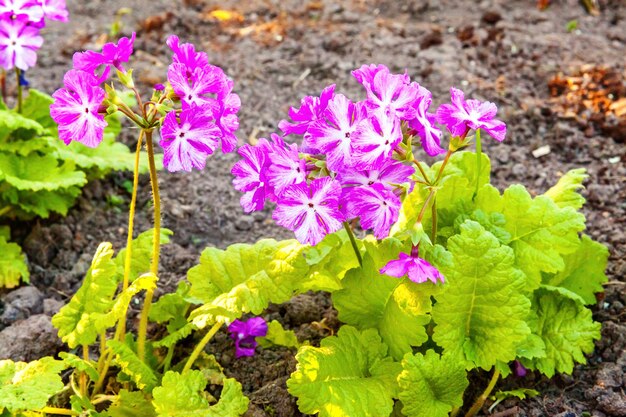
[
  {"xmin": 0, "ymin": 206, "xmax": 11, "ymax": 216},
  {"xmin": 137, "ymin": 129, "xmax": 161, "ymax": 362},
  {"xmin": 465, "ymin": 368, "xmax": 501, "ymax": 417},
  {"xmin": 343, "ymin": 221, "xmax": 363, "ymax": 267},
  {"xmin": 473, "ymin": 128, "xmax": 482, "ymax": 198},
  {"xmin": 15, "ymin": 68, "xmax": 22, "ymax": 113},
  {"xmin": 182, "ymin": 322, "xmax": 223, "ymax": 374},
  {"xmin": 412, "ymin": 158, "xmax": 432, "ymax": 185},
  {"xmin": 40, "ymin": 406, "xmax": 79, "ymax": 416},
  {"xmin": 117, "ymin": 129, "xmax": 145, "ymax": 341},
  {"xmin": 79, "ymin": 345, "xmax": 89, "ymax": 396}
]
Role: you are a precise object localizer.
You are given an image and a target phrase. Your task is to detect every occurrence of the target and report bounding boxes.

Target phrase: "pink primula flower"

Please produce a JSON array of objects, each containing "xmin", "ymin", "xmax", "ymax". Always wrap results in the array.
[
  {"xmin": 167, "ymin": 62, "xmax": 225, "ymax": 111},
  {"xmin": 266, "ymin": 134, "xmax": 307, "ymax": 197},
  {"xmin": 273, "ymin": 177, "xmax": 344, "ymax": 246},
  {"xmin": 436, "ymin": 87, "xmax": 506, "ymax": 141},
  {"xmin": 227, "ymin": 317, "xmax": 268, "ymax": 358},
  {"xmin": 337, "ymin": 158, "xmax": 414, "ymax": 194},
  {"xmin": 352, "ymin": 110, "xmax": 402, "ymax": 170},
  {"xmin": 231, "ymin": 139, "xmax": 273, "ymax": 213},
  {"xmin": 39, "ymin": 0, "xmax": 68, "ymax": 22},
  {"xmin": 73, "ymin": 32, "xmax": 136, "ymax": 84},
  {"xmin": 0, "ymin": 0, "xmax": 43, "ymax": 22},
  {"xmin": 409, "ymin": 86, "xmax": 445, "ymax": 156},
  {"xmin": 278, "ymin": 84, "xmax": 336, "ymax": 137},
  {"xmin": 343, "ymin": 183, "xmax": 400, "ymax": 239},
  {"xmin": 380, "ymin": 252, "xmax": 445, "ymax": 284},
  {"xmin": 50, "ymin": 69, "xmax": 107, "ymax": 148},
  {"xmin": 159, "ymin": 105, "xmax": 222, "ymax": 172},
  {"xmin": 166, "ymin": 34, "xmax": 209, "ymax": 76},
  {"xmin": 0, "ymin": 16, "xmax": 43, "ymax": 71}
]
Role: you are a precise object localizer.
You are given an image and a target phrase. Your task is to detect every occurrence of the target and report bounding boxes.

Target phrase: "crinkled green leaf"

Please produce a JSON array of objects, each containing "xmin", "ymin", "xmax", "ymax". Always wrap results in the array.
[
  {"xmin": 432, "ymin": 221, "xmax": 531, "ymax": 370},
  {"xmin": 0, "ymin": 152, "xmax": 86, "ymax": 191},
  {"xmin": 257, "ymin": 320, "xmax": 300, "ymax": 349},
  {"xmin": 152, "ymin": 372, "xmax": 248, "ymax": 417},
  {"xmin": 0, "ymin": 109, "xmax": 44, "ymax": 141},
  {"xmin": 544, "ymin": 168, "xmax": 587, "ymax": 210},
  {"xmin": 151, "ymin": 281, "xmax": 194, "ymax": 349},
  {"xmin": 106, "ymin": 390, "xmax": 157, "ymax": 417},
  {"xmin": 59, "ymin": 352, "xmax": 99, "ymax": 381},
  {"xmin": 492, "ymin": 388, "xmax": 539, "ymax": 401},
  {"xmin": 1, "ymin": 186, "xmax": 81, "ymax": 219},
  {"xmin": 398, "ymin": 350, "xmax": 468, "ymax": 417},
  {"xmin": 542, "ymin": 235, "xmax": 608, "ymax": 305},
  {"xmin": 21, "ymin": 89, "xmax": 55, "ymax": 131},
  {"xmin": 107, "ymin": 340, "xmax": 158, "ymax": 392},
  {"xmin": 432, "ymin": 151, "xmax": 491, "ymax": 195},
  {"xmin": 188, "ymin": 239, "xmax": 310, "ymax": 327},
  {"xmin": 0, "ymin": 357, "xmax": 66, "ymax": 412},
  {"xmin": 522, "ymin": 287, "xmax": 600, "ymax": 377},
  {"xmin": 0, "ymin": 232, "xmax": 29, "ymax": 288},
  {"xmin": 115, "ymin": 229, "xmax": 173, "ymax": 283},
  {"xmin": 52, "ymin": 242, "xmax": 118, "ymax": 348},
  {"xmin": 477, "ymin": 184, "xmax": 586, "ymax": 289},
  {"xmin": 390, "ymin": 182, "xmax": 429, "ymax": 240},
  {"xmin": 333, "ymin": 238, "xmax": 440, "ymax": 360},
  {"xmin": 287, "ymin": 326, "xmax": 400, "ymax": 417}
]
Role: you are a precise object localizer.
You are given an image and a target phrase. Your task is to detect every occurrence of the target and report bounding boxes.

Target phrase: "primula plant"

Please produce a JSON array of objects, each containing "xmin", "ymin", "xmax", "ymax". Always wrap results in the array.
[
  {"xmin": 0, "ymin": 0, "xmax": 151, "ymax": 289},
  {"xmin": 0, "ymin": 28, "xmax": 608, "ymax": 417}
]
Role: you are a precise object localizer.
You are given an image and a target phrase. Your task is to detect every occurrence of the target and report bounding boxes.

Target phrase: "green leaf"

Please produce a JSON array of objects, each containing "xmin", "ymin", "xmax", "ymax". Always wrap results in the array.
[
  {"xmin": 115, "ymin": 229, "xmax": 173, "ymax": 283},
  {"xmin": 0, "ymin": 151, "xmax": 86, "ymax": 191},
  {"xmin": 492, "ymin": 388, "xmax": 539, "ymax": 401},
  {"xmin": 59, "ymin": 352, "xmax": 99, "ymax": 381},
  {"xmin": 477, "ymin": 184, "xmax": 586, "ymax": 289},
  {"xmin": 433, "ymin": 151, "xmax": 491, "ymax": 192},
  {"xmin": 107, "ymin": 390, "xmax": 157, "ymax": 417},
  {"xmin": 151, "ymin": 282, "xmax": 194, "ymax": 349},
  {"xmin": 432, "ymin": 221, "xmax": 531, "ymax": 370},
  {"xmin": 107, "ymin": 340, "xmax": 158, "ymax": 392},
  {"xmin": 152, "ymin": 372, "xmax": 249, "ymax": 417},
  {"xmin": 333, "ymin": 238, "xmax": 438, "ymax": 360},
  {"xmin": 188, "ymin": 239, "xmax": 310, "ymax": 327},
  {"xmin": 1, "ymin": 186, "xmax": 81, "ymax": 219},
  {"xmin": 544, "ymin": 168, "xmax": 587, "ymax": 210},
  {"xmin": 0, "ymin": 109, "xmax": 44, "ymax": 141},
  {"xmin": 522, "ymin": 287, "xmax": 601, "ymax": 377},
  {"xmin": 52, "ymin": 242, "xmax": 118, "ymax": 348},
  {"xmin": 0, "ymin": 357, "xmax": 66, "ymax": 412},
  {"xmin": 390, "ymin": 182, "xmax": 429, "ymax": 239},
  {"xmin": 21, "ymin": 89, "xmax": 55, "ymax": 130},
  {"xmin": 257, "ymin": 320, "xmax": 300, "ymax": 349},
  {"xmin": 287, "ymin": 326, "xmax": 400, "ymax": 417},
  {"xmin": 0, "ymin": 232, "xmax": 29, "ymax": 288},
  {"xmin": 542, "ymin": 235, "xmax": 608, "ymax": 304},
  {"xmin": 398, "ymin": 350, "xmax": 468, "ymax": 417}
]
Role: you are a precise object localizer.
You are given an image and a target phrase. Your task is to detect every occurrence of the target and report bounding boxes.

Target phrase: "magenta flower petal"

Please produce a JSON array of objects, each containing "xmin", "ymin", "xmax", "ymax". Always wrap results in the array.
[
  {"xmin": 167, "ymin": 62, "xmax": 224, "ymax": 111},
  {"xmin": 267, "ymin": 134, "xmax": 307, "ymax": 196},
  {"xmin": 343, "ymin": 184, "xmax": 400, "ymax": 239},
  {"xmin": 408, "ymin": 86, "xmax": 445, "ymax": 156},
  {"xmin": 278, "ymin": 84, "xmax": 336, "ymax": 137},
  {"xmin": 337, "ymin": 159, "xmax": 414, "ymax": 193},
  {"xmin": 436, "ymin": 87, "xmax": 507, "ymax": 141},
  {"xmin": 352, "ymin": 110, "xmax": 402, "ymax": 170},
  {"xmin": 166, "ymin": 34, "xmax": 209, "ymax": 76},
  {"xmin": 0, "ymin": 16, "xmax": 43, "ymax": 71},
  {"xmin": 380, "ymin": 252, "xmax": 445, "ymax": 284},
  {"xmin": 73, "ymin": 32, "xmax": 135, "ymax": 83},
  {"xmin": 232, "ymin": 139, "xmax": 273, "ymax": 213},
  {"xmin": 50, "ymin": 69, "xmax": 107, "ymax": 148},
  {"xmin": 273, "ymin": 177, "xmax": 344, "ymax": 246},
  {"xmin": 40, "ymin": 0, "xmax": 68, "ymax": 22},
  {"xmin": 227, "ymin": 317, "xmax": 268, "ymax": 358},
  {"xmin": 0, "ymin": 0, "xmax": 43, "ymax": 22},
  {"xmin": 159, "ymin": 105, "xmax": 221, "ymax": 172},
  {"xmin": 215, "ymin": 87, "xmax": 241, "ymax": 153}
]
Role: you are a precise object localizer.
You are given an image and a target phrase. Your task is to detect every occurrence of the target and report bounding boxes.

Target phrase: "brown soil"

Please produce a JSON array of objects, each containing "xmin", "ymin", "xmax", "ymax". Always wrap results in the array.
[{"xmin": 1, "ymin": 0, "xmax": 625, "ymax": 416}]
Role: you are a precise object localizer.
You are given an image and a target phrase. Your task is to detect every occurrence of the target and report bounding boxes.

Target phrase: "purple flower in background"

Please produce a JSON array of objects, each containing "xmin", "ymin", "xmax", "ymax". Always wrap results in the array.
[
  {"xmin": 273, "ymin": 177, "xmax": 343, "ymax": 246},
  {"xmin": 73, "ymin": 32, "xmax": 136, "ymax": 84},
  {"xmin": 168, "ymin": 62, "xmax": 224, "ymax": 111},
  {"xmin": 513, "ymin": 360, "xmax": 527, "ymax": 377},
  {"xmin": 338, "ymin": 159, "xmax": 414, "ymax": 193},
  {"xmin": 409, "ymin": 86, "xmax": 445, "ymax": 156},
  {"xmin": 231, "ymin": 139, "xmax": 273, "ymax": 213},
  {"xmin": 344, "ymin": 184, "xmax": 400, "ymax": 239},
  {"xmin": 50, "ymin": 69, "xmax": 107, "ymax": 148},
  {"xmin": 0, "ymin": 16, "xmax": 43, "ymax": 71},
  {"xmin": 380, "ymin": 252, "xmax": 445, "ymax": 284},
  {"xmin": 39, "ymin": 0, "xmax": 68, "ymax": 22},
  {"xmin": 166, "ymin": 34, "xmax": 209, "ymax": 76},
  {"xmin": 355, "ymin": 64, "xmax": 419, "ymax": 120},
  {"xmin": 0, "ymin": 0, "xmax": 43, "ymax": 22},
  {"xmin": 352, "ymin": 110, "xmax": 402, "ymax": 170},
  {"xmin": 154, "ymin": 83, "xmax": 165, "ymax": 91},
  {"xmin": 278, "ymin": 84, "xmax": 335, "ymax": 137},
  {"xmin": 227, "ymin": 317, "xmax": 268, "ymax": 358},
  {"xmin": 436, "ymin": 87, "xmax": 506, "ymax": 141},
  {"xmin": 267, "ymin": 134, "xmax": 307, "ymax": 196},
  {"xmin": 306, "ymin": 94, "xmax": 366, "ymax": 172},
  {"xmin": 159, "ymin": 105, "xmax": 221, "ymax": 172}
]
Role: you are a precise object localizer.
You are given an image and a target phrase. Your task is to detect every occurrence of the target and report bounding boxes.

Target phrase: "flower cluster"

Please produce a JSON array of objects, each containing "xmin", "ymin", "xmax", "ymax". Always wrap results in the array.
[
  {"xmin": 50, "ymin": 34, "xmax": 240, "ymax": 172},
  {"xmin": 0, "ymin": 0, "xmax": 68, "ymax": 72},
  {"xmin": 232, "ymin": 64, "xmax": 506, "ymax": 248}
]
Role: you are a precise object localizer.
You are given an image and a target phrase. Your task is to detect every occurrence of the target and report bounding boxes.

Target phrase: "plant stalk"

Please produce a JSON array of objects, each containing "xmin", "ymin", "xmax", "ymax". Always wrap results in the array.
[
  {"xmin": 413, "ymin": 158, "xmax": 431, "ymax": 185},
  {"xmin": 137, "ymin": 130, "xmax": 161, "ymax": 362},
  {"xmin": 15, "ymin": 68, "xmax": 22, "ymax": 113},
  {"xmin": 343, "ymin": 221, "xmax": 363, "ymax": 267},
  {"xmin": 40, "ymin": 406, "xmax": 79, "ymax": 416},
  {"xmin": 474, "ymin": 128, "xmax": 482, "ymax": 198},
  {"xmin": 117, "ymin": 130, "xmax": 144, "ymax": 341},
  {"xmin": 465, "ymin": 368, "xmax": 501, "ymax": 417},
  {"xmin": 182, "ymin": 321, "xmax": 222, "ymax": 374},
  {"xmin": 0, "ymin": 206, "xmax": 11, "ymax": 217},
  {"xmin": 431, "ymin": 199, "xmax": 437, "ymax": 243}
]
